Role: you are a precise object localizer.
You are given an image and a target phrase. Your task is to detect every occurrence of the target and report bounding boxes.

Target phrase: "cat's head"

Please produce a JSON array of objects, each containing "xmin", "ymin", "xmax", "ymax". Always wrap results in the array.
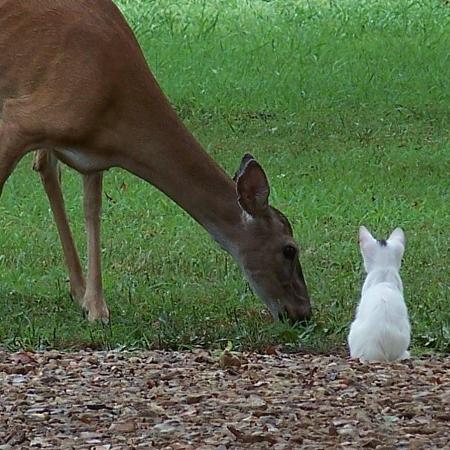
[{"xmin": 359, "ymin": 226, "xmax": 405, "ymax": 273}]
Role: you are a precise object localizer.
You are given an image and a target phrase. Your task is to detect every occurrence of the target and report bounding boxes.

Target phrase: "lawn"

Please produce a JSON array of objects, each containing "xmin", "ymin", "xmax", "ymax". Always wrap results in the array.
[{"xmin": 0, "ymin": 0, "xmax": 448, "ymax": 353}]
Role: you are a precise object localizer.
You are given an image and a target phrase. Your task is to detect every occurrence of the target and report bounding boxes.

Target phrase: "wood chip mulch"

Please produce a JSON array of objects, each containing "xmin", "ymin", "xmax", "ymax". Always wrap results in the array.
[{"xmin": 0, "ymin": 349, "xmax": 449, "ymax": 449}]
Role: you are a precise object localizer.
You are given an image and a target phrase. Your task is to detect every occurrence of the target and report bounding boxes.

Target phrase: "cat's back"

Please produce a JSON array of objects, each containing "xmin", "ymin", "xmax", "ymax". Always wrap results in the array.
[
  {"xmin": 356, "ymin": 283, "xmax": 407, "ymax": 327},
  {"xmin": 349, "ymin": 283, "xmax": 410, "ymax": 361}
]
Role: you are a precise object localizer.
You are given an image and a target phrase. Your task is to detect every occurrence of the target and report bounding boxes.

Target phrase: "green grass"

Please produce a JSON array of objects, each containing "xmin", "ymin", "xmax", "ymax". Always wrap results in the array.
[{"xmin": 0, "ymin": 0, "xmax": 448, "ymax": 353}]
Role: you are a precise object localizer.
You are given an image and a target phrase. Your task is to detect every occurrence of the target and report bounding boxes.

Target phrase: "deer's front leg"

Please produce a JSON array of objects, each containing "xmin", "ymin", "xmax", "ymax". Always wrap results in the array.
[
  {"xmin": 82, "ymin": 171, "xmax": 109, "ymax": 322},
  {"xmin": 33, "ymin": 150, "xmax": 86, "ymax": 302}
]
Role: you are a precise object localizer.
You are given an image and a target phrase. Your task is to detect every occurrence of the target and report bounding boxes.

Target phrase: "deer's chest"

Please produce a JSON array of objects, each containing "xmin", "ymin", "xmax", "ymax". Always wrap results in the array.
[{"xmin": 55, "ymin": 148, "xmax": 113, "ymax": 174}]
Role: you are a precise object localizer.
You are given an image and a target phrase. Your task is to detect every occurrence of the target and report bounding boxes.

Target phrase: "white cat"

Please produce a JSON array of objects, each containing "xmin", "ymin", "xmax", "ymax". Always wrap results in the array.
[{"xmin": 348, "ymin": 226, "xmax": 411, "ymax": 362}]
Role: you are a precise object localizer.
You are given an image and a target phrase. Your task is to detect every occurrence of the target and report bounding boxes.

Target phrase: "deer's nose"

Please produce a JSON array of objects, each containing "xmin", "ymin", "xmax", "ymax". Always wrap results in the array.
[{"xmin": 281, "ymin": 302, "xmax": 312, "ymax": 324}]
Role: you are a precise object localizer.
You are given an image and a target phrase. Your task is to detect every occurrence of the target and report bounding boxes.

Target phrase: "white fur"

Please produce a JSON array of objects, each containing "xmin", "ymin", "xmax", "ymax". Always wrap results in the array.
[{"xmin": 348, "ymin": 226, "xmax": 411, "ymax": 362}]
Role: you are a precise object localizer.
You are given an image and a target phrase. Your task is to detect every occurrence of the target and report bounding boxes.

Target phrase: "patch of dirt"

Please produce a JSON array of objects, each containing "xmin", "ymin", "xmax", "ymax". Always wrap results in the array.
[{"xmin": 0, "ymin": 348, "xmax": 448, "ymax": 449}]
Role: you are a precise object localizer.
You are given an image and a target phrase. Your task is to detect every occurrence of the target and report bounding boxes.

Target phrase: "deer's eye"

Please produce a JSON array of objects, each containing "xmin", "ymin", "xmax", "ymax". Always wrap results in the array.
[{"xmin": 283, "ymin": 245, "xmax": 297, "ymax": 260}]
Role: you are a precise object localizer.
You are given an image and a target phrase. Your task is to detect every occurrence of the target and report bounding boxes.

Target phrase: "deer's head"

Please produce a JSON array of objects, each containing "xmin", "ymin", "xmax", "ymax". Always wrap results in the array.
[{"xmin": 232, "ymin": 154, "xmax": 311, "ymax": 323}]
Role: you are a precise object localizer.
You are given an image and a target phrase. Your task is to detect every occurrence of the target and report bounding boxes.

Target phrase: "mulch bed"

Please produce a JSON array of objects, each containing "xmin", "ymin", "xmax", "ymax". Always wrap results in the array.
[{"xmin": 0, "ymin": 348, "xmax": 449, "ymax": 449}]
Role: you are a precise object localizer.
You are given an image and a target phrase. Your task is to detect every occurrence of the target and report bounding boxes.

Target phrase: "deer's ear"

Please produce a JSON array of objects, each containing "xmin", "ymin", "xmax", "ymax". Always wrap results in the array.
[
  {"xmin": 388, "ymin": 227, "xmax": 405, "ymax": 248},
  {"xmin": 233, "ymin": 153, "xmax": 255, "ymax": 181},
  {"xmin": 236, "ymin": 158, "xmax": 270, "ymax": 216},
  {"xmin": 359, "ymin": 225, "xmax": 375, "ymax": 248}
]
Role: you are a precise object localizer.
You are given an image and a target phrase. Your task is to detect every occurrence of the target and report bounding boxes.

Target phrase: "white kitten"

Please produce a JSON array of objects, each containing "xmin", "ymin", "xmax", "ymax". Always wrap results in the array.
[{"xmin": 348, "ymin": 226, "xmax": 411, "ymax": 362}]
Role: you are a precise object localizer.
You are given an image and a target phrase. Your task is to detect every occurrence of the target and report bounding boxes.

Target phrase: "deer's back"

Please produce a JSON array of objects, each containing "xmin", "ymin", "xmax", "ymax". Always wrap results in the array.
[{"xmin": 0, "ymin": 0, "xmax": 150, "ymax": 106}]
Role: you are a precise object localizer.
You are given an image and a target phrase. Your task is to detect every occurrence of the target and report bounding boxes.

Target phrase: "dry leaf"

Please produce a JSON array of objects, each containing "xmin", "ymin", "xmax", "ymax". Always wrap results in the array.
[
  {"xmin": 219, "ymin": 350, "xmax": 241, "ymax": 369},
  {"xmin": 227, "ymin": 425, "xmax": 277, "ymax": 444},
  {"xmin": 109, "ymin": 420, "xmax": 137, "ymax": 433},
  {"xmin": 11, "ymin": 351, "xmax": 38, "ymax": 366}
]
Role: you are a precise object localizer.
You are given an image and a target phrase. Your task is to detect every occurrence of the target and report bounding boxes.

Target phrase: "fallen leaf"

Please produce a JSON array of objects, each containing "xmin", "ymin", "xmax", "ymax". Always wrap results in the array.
[
  {"xmin": 109, "ymin": 421, "xmax": 137, "ymax": 433},
  {"xmin": 219, "ymin": 350, "xmax": 241, "ymax": 369},
  {"xmin": 227, "ymin": 425, "xmax": 277, "ymax": 444},
  {"xmin": 11, "ymin": 351, "xmax": 38, "ymax": 366}
]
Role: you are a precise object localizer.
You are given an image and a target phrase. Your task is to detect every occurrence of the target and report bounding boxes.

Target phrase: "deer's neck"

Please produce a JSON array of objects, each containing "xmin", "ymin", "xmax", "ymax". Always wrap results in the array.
[{"xmin": 119, "ymin": 104, "xmax": 243, "ymax": 255}]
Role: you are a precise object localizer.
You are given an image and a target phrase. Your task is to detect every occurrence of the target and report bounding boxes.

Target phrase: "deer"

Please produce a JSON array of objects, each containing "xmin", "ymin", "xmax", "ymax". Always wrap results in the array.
[{"xmin": 0, "ymin": 0, "xmax": 311, "ymax": 324}]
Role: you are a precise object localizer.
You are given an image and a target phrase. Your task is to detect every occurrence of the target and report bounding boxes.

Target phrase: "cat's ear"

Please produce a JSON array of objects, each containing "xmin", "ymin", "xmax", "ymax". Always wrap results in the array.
[
  {"xmin": 359, "ymin": 226, "xmax": 376, "ymax": 272},
  {"xmin": 359, "ymin": 226, "xmax": 375, "ymax": 248},
  {"xmin": 388, "ymin": 227, "xmax": 405, "ymax": 248}
]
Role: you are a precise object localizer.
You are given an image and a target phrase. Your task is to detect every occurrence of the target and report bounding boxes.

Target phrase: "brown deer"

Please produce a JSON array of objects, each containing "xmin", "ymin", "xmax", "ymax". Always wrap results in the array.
[{"xmin": 0, "ymin": 0, "xmax": 311, "ymax": 323}]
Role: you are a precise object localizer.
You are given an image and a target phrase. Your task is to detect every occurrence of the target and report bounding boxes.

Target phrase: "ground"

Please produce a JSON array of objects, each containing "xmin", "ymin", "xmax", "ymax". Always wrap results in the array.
[{"xmin": 0, "ymin": 349, "xmax": 449, "ymax": 449}]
